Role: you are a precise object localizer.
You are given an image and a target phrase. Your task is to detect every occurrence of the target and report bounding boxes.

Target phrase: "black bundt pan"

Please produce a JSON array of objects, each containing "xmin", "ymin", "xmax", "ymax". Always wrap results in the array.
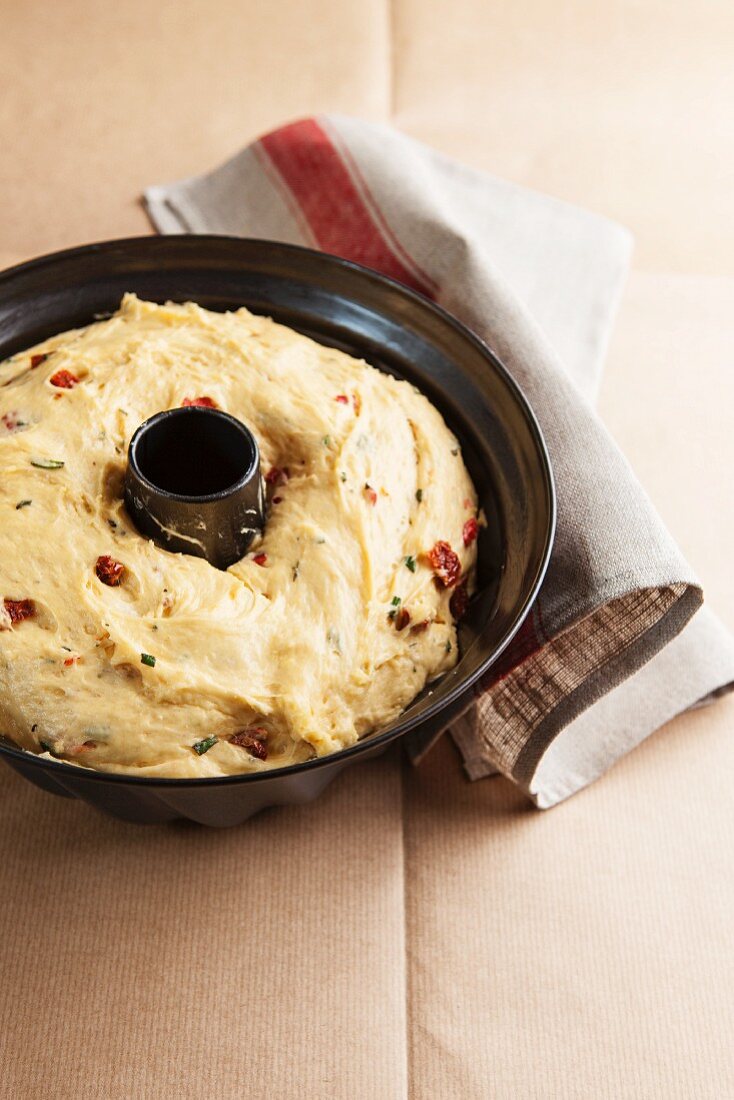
[{"xmin": 0, "ymin": 237, "xmax": 555, "ymax": 826}]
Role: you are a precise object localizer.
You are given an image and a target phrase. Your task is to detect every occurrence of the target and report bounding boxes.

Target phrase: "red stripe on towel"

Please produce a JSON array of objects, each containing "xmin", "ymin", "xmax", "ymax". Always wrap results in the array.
[
  {"xmin": 258, "ymin": 118, "xmax": 434, "ymax": 298},
  {"xmin": 322, "ymin": 118, "xmax": 440, "ymax": 297}
]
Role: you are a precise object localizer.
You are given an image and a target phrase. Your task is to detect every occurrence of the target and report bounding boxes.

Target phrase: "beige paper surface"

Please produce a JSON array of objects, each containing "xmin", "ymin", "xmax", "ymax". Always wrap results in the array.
[
  {"xmin": 0, "ymin": 1, "xmax": 732, "ymax": 1096},
  {"xmin": 0, "ymin": 753, "xmax": 408, "ymax": 1099}
]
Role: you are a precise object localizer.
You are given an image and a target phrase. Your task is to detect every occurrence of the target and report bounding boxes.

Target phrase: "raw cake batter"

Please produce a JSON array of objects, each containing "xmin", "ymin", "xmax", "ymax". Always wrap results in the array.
[{"xmin": 0, "ymin": 295, "xmax": 478, "ymax": 776}]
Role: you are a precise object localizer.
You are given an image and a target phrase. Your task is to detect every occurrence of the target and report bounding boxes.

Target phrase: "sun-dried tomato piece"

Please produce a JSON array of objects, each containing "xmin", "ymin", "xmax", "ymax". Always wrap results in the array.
[
  {"xmin": 426, "ymin": 540, "xmax": 461, "ymax": 587},
  {"xmin": 229, "ymin": 728, "xmax": 268, "ymax": 760},
  {"xmin": 265, "ymin": 466, "xmax": 289, "ymax": 487},
  {"xmin": 411, "ymin": 618, "xmax": 431, "ymax": 634},
  {"xmin": 463, "ymin": 517, "xmax": 479, "ymax": 547},
  {"xmin": 63, "ymin": 655, "xmax": 79, "ymax": 667},
  {"xmin": 30, "ymin": 353, "xmax": 49, "ymax": 369},
  {"xmin": 252, "ymin": 553, "xmax": 268, "ymax": 566},
  {"xmin": 95, "ymin": 555, "xmax": 125, "ymax": 586},
  {"xmin": 1, "ymin": 412, "xmax": 23, "ymax": 432},
  {"xmin": 449, "ymin": 580, "xmax": 469, "ymax": 620},
  {"xmin": 394, "ymin": 607, "xmax": 411, "ymax": 631},
  {"xmin": 364, "ymin": 483, "xmax": 378, "ymax": 506},
  {"xmin": 3, "ymin": 597, "xmax": 35, "ymax": 624},
  {"xmin": 49, "ymin": 369, "xmax": 79, "ymax": 389},
  {"xmin": 181, "ymin": 395, "xmax": 218, "ymax": 408},
  {"xmin": 334, "ymin": 394, "xmax": 349, "ymax": 404}
]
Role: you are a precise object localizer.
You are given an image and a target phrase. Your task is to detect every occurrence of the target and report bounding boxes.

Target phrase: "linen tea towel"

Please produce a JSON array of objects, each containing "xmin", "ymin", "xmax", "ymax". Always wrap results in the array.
[{"xmin": 145, "ymin": 115, "xmax": 734, "ymax": 807}]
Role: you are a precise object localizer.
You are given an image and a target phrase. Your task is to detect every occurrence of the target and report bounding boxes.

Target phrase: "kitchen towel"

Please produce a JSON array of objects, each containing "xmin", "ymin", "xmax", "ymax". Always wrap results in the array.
[{"xmin": 145, "ymin": 115, "xmax": 734, "ymax": 807}]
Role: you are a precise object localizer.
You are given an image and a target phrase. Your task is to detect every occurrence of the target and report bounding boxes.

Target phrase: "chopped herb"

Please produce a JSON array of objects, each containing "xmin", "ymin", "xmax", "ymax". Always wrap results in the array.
[
  {"xmin": 151, "ymin": 624, "xmax": 158, "ymax": 631},
  {"xmin": 61, "ymin": 645, "xmax": 72, "ymax": 652},
  {"xmin": 140, "ymin": 652, "xmax": 156, "ymax": 667},
  {"xmin": 445, "ymin": 640, "xmax": 452, "ymax": 653},
  {"xmin": 315, "ymin": 536, "xmax": 327, "ymax": 545},
  {"xmin": 31, "ymin": 458, "xmax": 64, "ymax": 469},
  {"xmin": 292, "ymin": 560, "xmax": 300, "ymax": 581},
  {"xmin": 340, "ymin": 471, "xmax": 347, "ymax": 482},
  {"xmin": 415, "ymin": 489, "xmax": 423, "ymax": 503},
  {"xmin": 31, "ymin": 723, "xmax": 38, "ymax": 733},
  {"xmin": 451, "ymin": 447, "xmax": 459, "ymax": 456},
  {"xmin": 107, "ymin": 518, "xmax": 118, "ymax": 529},
  {"xmin": 322, "ymin": 435, "xmax": 331, "ymax": 447},
  {"xmin": 193, "ymin": 735, "xmax": 218, "ymax": 755},
  {"xmin": 15, "ymin": 499, "xmax": 32, "ymax": 510},
  {"xmin": 39, "ymin": 740, "xmax": 55, "ymax": 754},
  {"xmin": 404, "ymin": 555, "xmax": 416, "ymax": 573},
  {"xmin": 390, "ymin": 596, "xmax": 402, "ymax": 606}
]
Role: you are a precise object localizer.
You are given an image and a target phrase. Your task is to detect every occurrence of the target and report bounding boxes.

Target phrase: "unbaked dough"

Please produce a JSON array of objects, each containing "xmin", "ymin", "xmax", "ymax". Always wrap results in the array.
[{"xmin": 0, "ymin": 295, "xmax": 478, "ymax": 776}]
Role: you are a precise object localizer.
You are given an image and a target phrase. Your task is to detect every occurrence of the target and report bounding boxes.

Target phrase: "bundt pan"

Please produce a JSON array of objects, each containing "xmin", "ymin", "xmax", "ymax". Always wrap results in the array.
[{"xmin": 0, "ymin": 237, "xmax": 555, "ymax": 826}]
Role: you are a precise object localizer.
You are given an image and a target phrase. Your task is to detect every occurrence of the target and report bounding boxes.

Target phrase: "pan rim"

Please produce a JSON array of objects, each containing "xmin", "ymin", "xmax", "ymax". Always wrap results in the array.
[{"xmin": 0, "ymin": 235, "xmax": 556, "ymax": 788}]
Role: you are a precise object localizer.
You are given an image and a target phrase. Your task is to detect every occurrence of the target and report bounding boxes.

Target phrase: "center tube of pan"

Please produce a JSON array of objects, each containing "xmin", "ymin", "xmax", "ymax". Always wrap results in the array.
[{"xmin": 124, "ymin": 406, "xmax": 265, "ymax": 569}]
